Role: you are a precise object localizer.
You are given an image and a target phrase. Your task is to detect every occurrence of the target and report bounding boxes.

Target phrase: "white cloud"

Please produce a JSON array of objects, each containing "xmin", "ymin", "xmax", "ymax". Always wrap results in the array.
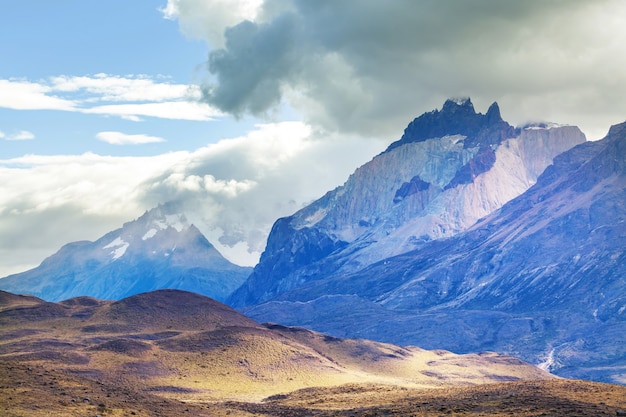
[
  {"xmin": 0, "ymin": 79, "xmax": 76, "ymax": 111},
  {"xmin": 160, "ymin": 0, "xmax": 265, "ymax": 47},
  {"xmin": 0, "ymin": 152, "xmax": 186, "ymax": 217},
  {"xmin": 49, "ymin": 73, "xmax": 204, "ymax": 102},
  {"xmin": 0, "ymin": 129, "xmax": 36, "ymax": 141},
  {"xmin": 96, "ymin": 131, "xmax": 166, "ymax": 145},
  {"xmin": 138, "ymin": 121, "xmax": 384, "ymax": 262},
  {"xmin": 0, "ymin": 74, "xmax": 221, "ymax": 122},
  {"xmin": 0, "ymin": 122, "xmax": 383, "ymax": 277},
  {"xmin": 84, "ymin": 100, "xmax": 220, "ymax": 121},
  {"xmin": 8, "ymin": 131, "xmax": 35, "ymax": 141},
  {"xmin": 0, "ymin": 151, "xmax": 188, "ymax": 277}
]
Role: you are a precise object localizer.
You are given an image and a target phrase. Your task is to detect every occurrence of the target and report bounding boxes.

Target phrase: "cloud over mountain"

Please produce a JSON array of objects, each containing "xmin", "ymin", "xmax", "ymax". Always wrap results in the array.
[
  {"xmin": 166, "ymin": 0, "xmax": 626, "ymax": 141},
  {"xmin": 0, "ymin": 122, "xmax": 382, "ymax": 276}
]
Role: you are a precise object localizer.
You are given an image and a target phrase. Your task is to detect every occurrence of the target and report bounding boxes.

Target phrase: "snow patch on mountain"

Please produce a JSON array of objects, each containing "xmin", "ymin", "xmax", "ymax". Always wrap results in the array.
[
  {"xmin": 142, "ymin": 229, "xmax": 158, "ymax": 240},
  {"xmin": 154, "ymin": 214, "xmax": 187, "ymax": 232},
  {"xmin": 103, "ymin": 236, "xmax": 129, "ymax": 260},
  {"xmin": 301, "ymin": 208, "xmax": 329, "ymax": 229},
  {"xmin": 137, "ymin": 205, "xmax": 189, "ymax": 241}
]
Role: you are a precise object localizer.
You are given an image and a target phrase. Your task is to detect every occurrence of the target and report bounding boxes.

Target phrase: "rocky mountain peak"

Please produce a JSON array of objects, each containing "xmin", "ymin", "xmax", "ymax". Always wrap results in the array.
[
  {"xmin": 386, "ymin": 98, "xmax": 515, "ymax": 152},
  {"xmin": 606, "ymin": 120, "xmax": 626, "ymax": 171},
  {"xmin": 607, "ymin": 119, "xmax": 626, "ymax": 137},
  {"xmin": 485, "ymin": 101, "xmax": 502, "ymax": 123},
  {"xmin": 0, "ymin": 203, "xmax": 252, "ymax": 303},
  {"xmin": 442, "ymin": 97, "xmax": 475, "ymax": 112}
]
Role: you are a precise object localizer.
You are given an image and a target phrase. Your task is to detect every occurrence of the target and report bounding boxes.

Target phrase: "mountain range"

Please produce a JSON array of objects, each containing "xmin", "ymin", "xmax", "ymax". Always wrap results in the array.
[
  {"xmin": 231, "ymin": 99, "xmax": 625, "ymax": 383},
  {"xmin": 0, "ymin": 202, "xmax": 251, "ymax": 302},
  {"xmin": 1, "ymin": 98, "xmax": 624, "ymax": 386},
  {"xmin": 229, "ymin": 98, "xmax": 586, "ymax": 306}
]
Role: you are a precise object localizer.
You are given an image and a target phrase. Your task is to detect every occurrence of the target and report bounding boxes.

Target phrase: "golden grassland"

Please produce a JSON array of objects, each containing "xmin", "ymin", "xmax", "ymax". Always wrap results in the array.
[{"xmin": 1, "ymin": 289, "xmax": 625, "ymax": 416}]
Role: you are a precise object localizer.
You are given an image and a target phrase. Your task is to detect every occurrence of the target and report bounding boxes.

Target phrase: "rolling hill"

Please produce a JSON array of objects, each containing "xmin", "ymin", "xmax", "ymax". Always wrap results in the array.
[{"xmin": 3, "ymin": 289, "xmax": 626, "ymax": 416}]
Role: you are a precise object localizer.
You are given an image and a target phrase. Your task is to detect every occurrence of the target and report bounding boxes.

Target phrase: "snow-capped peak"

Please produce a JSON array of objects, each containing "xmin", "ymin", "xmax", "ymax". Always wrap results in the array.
[
  {"xmin": 137, "ymin": 203, "xmax": 190, "ymax": 241},
  {"xmin": 142, "ymin": 229, "xmax": 158, "ymax": 241}
]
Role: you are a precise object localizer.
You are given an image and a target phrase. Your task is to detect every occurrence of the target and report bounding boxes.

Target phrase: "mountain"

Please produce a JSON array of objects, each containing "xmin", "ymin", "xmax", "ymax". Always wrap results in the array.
[
  {"xmin": 239, "ymin": 120, "xmax": 626, "ymax": 383},
  {"xmin": 0, "ymin": 288, "xmax": 558, "ymax": 413},
  {"xmin": 229, "ymin": 98, "xmax": 585, "ymax": 307},
  {"xmin": 0, "ymin": 203, "xmax": 251, "ymax": 302}
]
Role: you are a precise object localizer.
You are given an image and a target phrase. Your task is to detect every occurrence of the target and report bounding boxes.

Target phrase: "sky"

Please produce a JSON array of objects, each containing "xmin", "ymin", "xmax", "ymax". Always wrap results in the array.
[{"xmin": 1, "ymin": 0, "xmax": 626, "ymax": 277}]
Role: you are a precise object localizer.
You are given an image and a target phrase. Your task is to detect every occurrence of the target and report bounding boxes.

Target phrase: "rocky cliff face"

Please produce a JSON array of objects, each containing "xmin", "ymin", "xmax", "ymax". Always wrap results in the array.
[
  {"xmin": 0, "ymin": 203, "xmax": 252, "ymax": 302},
  {"xmin": 241, "ymin": 121, "xmax": 626, "ymax": 383},
  {"xmin": 229, "ymin": 99, "xmax": 586, "ymax": 306}
]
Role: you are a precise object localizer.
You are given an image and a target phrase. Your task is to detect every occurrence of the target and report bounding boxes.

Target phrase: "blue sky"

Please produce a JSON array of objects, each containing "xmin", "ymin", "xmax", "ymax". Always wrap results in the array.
[
  {"xmin": 1, "ymin": 0, "xmax": 626, "ymax": 277},
  {"xmin": 0, "ymin": 0, "xmax": 385, "ymax": 275},
  {"xmin": 0, "ymin": 0, "xmax": 257, "ymax": 158}
]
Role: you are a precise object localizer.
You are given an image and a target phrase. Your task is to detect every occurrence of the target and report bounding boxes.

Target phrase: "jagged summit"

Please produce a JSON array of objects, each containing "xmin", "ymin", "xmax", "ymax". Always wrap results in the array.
[
  {"xmin": 386, "ymin": 98, "xmax": 515, "ymax": 152},
  {"xmin": 134, "ymin": 201, "xmax": 188, "ymax": 227}
]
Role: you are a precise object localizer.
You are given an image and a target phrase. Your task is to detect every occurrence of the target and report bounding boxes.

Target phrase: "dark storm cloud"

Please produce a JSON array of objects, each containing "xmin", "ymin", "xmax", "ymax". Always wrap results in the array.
[
  {"xmin": 205, "ymin": 13, "xmax": 301, "ymax": 115},
  {"xmin": 198, "ymin": 0, "xmax": 626, "ymax": 140}
]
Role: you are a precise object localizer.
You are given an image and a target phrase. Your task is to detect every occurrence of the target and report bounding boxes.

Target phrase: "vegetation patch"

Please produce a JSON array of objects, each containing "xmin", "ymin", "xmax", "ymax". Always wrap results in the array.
[{"xmin": 89, "ymin": 338, "xmax": 152, "ymax": 356}]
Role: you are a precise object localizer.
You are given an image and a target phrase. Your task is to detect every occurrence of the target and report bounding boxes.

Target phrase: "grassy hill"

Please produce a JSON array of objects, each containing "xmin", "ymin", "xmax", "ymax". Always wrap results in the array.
[{"xmin": 1, "ymin": 289, "xmax": 624, "ymax": 416}]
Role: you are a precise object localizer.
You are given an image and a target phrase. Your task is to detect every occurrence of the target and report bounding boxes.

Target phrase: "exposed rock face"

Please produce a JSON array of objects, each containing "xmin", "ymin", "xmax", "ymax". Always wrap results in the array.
[
  {"xmin": 0, "ymin": 203, "xmax": 251, "ymax": 302},
  {"xmin": 387, "ymin": 98, "xmax": 515, "ymax": 151},
  {"xmin": 241, "ymin": 122, "xmax": 626, "ymax": 383},
  {"xmin": 229, "ymin": 99, "xmax": 585, "ymax": 307}
]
